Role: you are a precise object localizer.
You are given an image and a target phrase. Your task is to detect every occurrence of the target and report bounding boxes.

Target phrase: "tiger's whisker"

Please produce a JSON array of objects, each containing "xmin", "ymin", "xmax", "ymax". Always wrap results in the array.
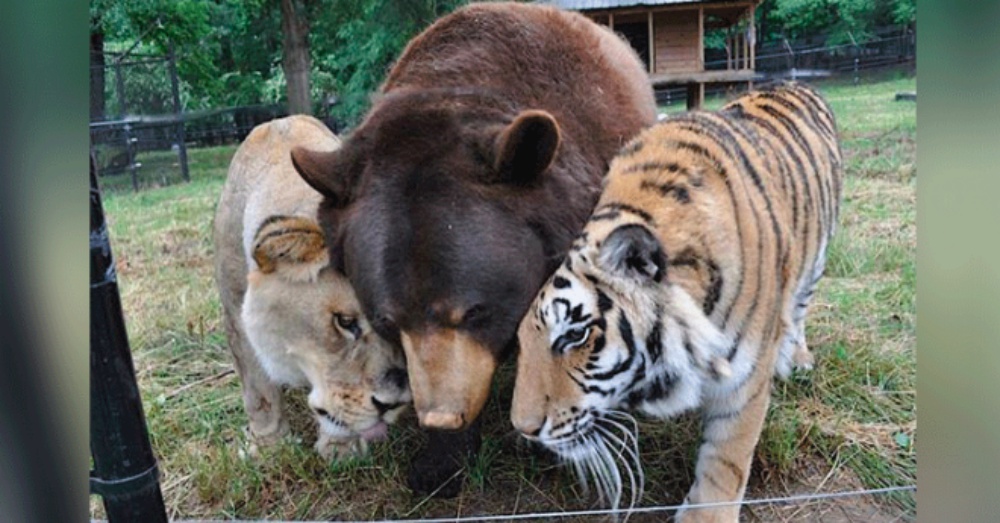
[{"xmin": 595, "ymin": 423, "xmax": 642, "ymax": 516}]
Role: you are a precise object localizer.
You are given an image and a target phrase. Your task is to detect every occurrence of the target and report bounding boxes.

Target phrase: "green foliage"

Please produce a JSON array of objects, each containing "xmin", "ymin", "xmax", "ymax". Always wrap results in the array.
[
  {"xmin": 93, "ymin": 0, "xmax": 284, "ymax": 111},
  {"xmin": 93, "ymin": 0, "xmax": 914, "ymax": 123},
  {"xmin": 315, "ymin": 0, "xmax": 469, "ymax": 126},
  {"xmin": 93, "ymin": 0, "xmax": 469, "ymax": 123},
  {"xmin": 892, "ymin": 0, "xmax": 916, "ymax": 25},
  {"xmin": 767, "ymin": 0, "xmax": 913, "ymax": 45}
]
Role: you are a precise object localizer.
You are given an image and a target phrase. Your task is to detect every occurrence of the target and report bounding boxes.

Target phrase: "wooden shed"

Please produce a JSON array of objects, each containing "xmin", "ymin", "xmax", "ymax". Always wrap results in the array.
[{"xmin": 552, "ymin": 0, "xmax": 762, "ymax": 108}]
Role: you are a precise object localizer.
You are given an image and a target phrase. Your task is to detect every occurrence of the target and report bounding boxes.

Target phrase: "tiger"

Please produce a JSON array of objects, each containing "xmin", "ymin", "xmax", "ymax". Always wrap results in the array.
[{"xmin": 510, "ymin": 82, "xmax": 842, "ymax": 521}]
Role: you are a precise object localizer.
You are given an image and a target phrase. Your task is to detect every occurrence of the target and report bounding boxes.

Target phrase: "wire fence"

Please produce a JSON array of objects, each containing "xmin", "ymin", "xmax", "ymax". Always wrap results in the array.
[
  {"xmin": 657, "ymin": 24, "xmax": 916, "ymax": 105},
  {"xmin": 89, "ymin": 47, "xmax": 190, "ymax": 192},
  {"xmin": 89, "ymin": 47, "xmax": 339, "ymax": 192},
  {"xmin": 109, "ymin": 485, "xmax": 913, "ymax": 522},
  {"xmin": 90, "ymin": 25, "xmax": 915, "ymax": 191}
]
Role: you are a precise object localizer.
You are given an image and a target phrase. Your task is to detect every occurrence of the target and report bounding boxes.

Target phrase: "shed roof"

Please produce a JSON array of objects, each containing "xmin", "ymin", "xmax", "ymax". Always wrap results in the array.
[{"xmin": 547, "ymin": 0, "xmax": 754, "ymax": 11}]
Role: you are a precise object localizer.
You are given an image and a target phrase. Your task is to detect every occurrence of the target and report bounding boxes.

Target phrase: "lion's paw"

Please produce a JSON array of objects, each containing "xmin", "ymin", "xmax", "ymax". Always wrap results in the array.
[
  {"xmin": 241, "ymin": 423, "xmax": 290, "ymax": 459},
  {"xmin": 315, "ymin": 432, "xmax": 368, "ymax": 460}
]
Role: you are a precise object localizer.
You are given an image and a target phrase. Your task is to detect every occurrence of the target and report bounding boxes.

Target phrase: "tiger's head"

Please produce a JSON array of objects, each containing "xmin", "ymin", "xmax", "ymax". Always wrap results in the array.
[
  {"xmin": 511, "ymin": 217, "xmax": 731, "ymax": 505},
  {"xmin": 242, "ymin": 216, "xmax": 411, "ymax": 457}
]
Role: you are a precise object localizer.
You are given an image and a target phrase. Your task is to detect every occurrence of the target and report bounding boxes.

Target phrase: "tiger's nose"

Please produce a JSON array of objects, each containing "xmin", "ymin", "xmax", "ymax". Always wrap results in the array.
[
  {"xmin": 511, "ymin": 414, "xmax": 545, "ymax": 439},
  {"xmin": 371, "ymin": 397, "xmax": 404, "ymax": 415}
]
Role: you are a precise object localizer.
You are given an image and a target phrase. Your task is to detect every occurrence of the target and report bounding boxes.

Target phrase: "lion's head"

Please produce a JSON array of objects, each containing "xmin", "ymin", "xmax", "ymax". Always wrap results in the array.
[{"xmin": 241, "ymin": 215, "xmax": 411, "ymax": 456}]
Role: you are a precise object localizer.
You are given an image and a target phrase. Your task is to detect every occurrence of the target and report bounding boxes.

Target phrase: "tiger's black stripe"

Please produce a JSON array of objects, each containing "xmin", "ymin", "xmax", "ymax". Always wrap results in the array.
[
  {"xmin": 728, "ymin": 103, "xmax": 818, "ymax": 288},
  {"xmin": 591, "ymin": 202, "xmax": 655, "ymax": 224},
  {"xmin": 640, "ymin": 179, "xmax": 691, "ymax": 204},
  {"xmin": 622, "ymin": 160, "xmax": 694, "ymax": 179},
  {"xmin": 675, "ymin": 126, "xmax": 770, "ymax": 347},
  {"xmin": 670, "ymin": 115, "xmax": 786, "ymax": 269},
  {"xmin": 726, "ymin": 104, "xmax": 810, "ymax": 234},
  {"xmin": 767, "ymin": 93, "xmax": 836, "ymax": 228},
  {"xmin": 757, "ymin": 103, "xmax": 830, "ymax": 231},
  {"xmin": 659, "ymin": 139, "xmax": 746, "ymax": 328}
]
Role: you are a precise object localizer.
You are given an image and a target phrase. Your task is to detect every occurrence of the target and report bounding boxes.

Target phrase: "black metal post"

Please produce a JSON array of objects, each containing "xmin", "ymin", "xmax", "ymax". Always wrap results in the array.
[
  {"xmin": 168, "ymin": 42, "xmax": 190, "ymax": 182},
  {"xmin": 90, "ymin": 155, "xmax": 168, "ymax": 523},
  {"xmin": 123, "ymin": 122, "xmax": 138, "ymax": 192}
]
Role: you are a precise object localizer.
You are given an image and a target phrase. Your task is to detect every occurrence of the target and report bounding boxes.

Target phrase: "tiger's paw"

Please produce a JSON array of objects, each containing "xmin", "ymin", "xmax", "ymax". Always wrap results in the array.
[
  {"xmin": 776, "ymin": 341, "xmax": 815, "ymax": 379},
  {"xmin": 792, "ymin": 342, "xmax": 815, "ymax": 372}
]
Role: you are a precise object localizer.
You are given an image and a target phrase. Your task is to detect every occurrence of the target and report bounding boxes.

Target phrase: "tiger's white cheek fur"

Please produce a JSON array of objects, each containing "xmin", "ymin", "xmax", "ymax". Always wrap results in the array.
[{"xmin": 615, "ymin": 284, "xmax": 735, "ymax": 418}]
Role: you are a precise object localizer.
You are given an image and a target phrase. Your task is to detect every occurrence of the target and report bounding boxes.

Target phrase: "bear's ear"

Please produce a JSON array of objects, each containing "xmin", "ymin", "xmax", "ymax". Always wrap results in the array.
[
  {"xmin": 290, "ymin": 146, "xmax": 357, "ymax": 207},
  {"xmin": 493, "ymin": 110, "xmax": 561, "ymax": 184},
  {"xmin": 251, "ymin": 215, "xmax": 330, "ymax": 282},
  {"xmin": 598, "ymin": 224, "xmax": 666, "ymax": 284}
]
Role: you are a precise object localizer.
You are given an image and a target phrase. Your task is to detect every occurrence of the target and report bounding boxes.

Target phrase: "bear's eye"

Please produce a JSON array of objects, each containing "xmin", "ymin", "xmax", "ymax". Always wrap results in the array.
[
  {"xmin": 334, "ymin": 314, "xmax": 362, "ymax": 339},
  {"xmin": 554, "ymin": 327, "xmax": 590, "ymax": 353},
  {"xmin": 461, "ymin": 304, "xmax": 489, "ymax": 327}
]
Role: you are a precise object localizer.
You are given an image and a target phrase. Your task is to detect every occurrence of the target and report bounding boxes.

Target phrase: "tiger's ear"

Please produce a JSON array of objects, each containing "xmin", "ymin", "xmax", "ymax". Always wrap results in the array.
[
  {"xmin": 598, "ymin": 224, "xmax": 666, "ymax": 283},
  {"xmin": 251, "ymin": 216, "xmax": 329, "ymax": 283},
  {"xmin": 493, "ymin": 110, "xmax": 561, "ymax": 184},
  {"xmin": 290, "ymin": 146, "xmax": 357, "ymax": 207}
]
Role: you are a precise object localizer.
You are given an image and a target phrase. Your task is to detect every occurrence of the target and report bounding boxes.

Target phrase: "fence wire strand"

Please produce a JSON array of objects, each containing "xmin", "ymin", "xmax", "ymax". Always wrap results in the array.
[
  {"xmin": 160, "ymin": 485, "xmax": 915, "ymax": 523},
  {"xmin": 382, "ymin": 485, "xmax": 916, "ymax": 523}
]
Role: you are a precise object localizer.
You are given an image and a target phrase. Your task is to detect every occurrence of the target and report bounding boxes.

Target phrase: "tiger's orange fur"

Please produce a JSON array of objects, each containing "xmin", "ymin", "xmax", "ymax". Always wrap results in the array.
[{"xmin": 511, "ymin": 82, "xmax": 842, "ymax": 521}]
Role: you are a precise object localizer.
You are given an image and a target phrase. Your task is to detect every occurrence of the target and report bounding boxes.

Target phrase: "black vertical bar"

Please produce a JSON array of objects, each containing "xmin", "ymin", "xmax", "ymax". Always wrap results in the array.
[
  {"xmin": 124, "ymin": 122, "xmax": 138, "ymax": 193},
  {"xmin": 90, "ymin": 155, "xmax": 169, "ymax": 523},
  {"xmin": 168, "ymin": 42, "xmax": 190, "ymax": 182}
]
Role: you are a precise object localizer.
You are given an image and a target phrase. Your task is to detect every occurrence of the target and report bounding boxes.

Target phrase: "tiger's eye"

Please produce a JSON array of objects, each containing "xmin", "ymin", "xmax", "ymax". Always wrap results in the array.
[
  {"xmin": 565, "ymin": 328, "xmax": 586, "ymax": 343},
  {"xmin": 554, "ymin": 327, "xmax": 591, "ymax": 353}
]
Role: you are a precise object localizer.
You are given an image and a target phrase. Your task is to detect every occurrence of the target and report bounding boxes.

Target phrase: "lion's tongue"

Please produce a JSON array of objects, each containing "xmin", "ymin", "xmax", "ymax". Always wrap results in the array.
[{"xmin": 359, "ymin": 421, "xmax": 388, "ymax": 442}]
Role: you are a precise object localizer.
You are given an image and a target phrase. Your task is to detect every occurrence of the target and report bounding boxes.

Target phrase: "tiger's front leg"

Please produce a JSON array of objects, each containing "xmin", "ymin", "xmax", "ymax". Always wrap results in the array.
[{"xmin": 677, "ymin": 373, "xmax": 773, "ymax": 522}]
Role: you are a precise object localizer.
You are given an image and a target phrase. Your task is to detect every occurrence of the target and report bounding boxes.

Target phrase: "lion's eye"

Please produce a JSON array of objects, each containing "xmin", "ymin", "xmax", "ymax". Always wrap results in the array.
[
  {"xmin": 554, "ymin": 327, "xmax": 590, "ymax": 353},
  {"xmin": 334, "ymin": 314, "xmax": 362, "ymax": 339}
]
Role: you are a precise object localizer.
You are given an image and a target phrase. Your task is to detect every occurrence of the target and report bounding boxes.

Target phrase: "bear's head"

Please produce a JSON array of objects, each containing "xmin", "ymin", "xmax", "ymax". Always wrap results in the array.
[{"xmin": 292, "ymin": 89, "xmax": 598, "ymax": 430}]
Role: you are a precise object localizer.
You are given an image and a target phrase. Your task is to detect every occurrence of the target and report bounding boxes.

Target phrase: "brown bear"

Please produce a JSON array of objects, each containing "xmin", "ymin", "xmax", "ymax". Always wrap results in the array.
[{"xmin": 291, "ymin": 1, "xmax": 656, "ymax": 496}]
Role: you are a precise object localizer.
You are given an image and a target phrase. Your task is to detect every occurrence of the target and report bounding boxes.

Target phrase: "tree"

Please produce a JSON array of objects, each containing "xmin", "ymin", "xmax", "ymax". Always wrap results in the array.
[
  {"xmin": 281, "ymin": 0, "xmax": 312, "ymax": 114},
  {"xmin": 767, "ymin": 0, "xmax": 913, "ymax": 44},
  {"xmin": 317, "ymin": 0, "xmax": 468, "ymax": 125},
  {"xmin": 90, "ymin": 18, "xmax": 106, "ymax": 121}
]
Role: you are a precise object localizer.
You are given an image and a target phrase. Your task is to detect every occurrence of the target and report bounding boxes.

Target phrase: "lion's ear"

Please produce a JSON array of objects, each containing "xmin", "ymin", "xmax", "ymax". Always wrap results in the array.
[
  {"xmin": 493, "ymin": 110, "xmax": 561, "ymax": 185},
  {"xmin": 290, "ymin": 146, "xmax": 356, "ymax": 207},
  {"xmin": 251, "ymin": 215, "xmax": 329, "ymax": 282}
]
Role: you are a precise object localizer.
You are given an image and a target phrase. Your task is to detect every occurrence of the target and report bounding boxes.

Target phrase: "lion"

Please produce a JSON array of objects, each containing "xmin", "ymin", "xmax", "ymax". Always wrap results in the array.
[{"xmin": 213, "ymin": 115, "xmax": 411, "ymax": 459}]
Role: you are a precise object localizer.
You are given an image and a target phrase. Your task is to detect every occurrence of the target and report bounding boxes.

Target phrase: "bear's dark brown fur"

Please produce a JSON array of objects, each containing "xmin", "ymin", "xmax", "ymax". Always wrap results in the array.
[{"xmin": 292, "ymin": 1, "xmax": 656, "ymax": 495}]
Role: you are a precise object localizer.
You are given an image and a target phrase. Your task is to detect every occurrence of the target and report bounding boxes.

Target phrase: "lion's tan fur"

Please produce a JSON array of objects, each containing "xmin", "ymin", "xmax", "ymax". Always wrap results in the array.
[{"xmin": 213, "ymin": 115, "xmax": 409, "ymax": 459}]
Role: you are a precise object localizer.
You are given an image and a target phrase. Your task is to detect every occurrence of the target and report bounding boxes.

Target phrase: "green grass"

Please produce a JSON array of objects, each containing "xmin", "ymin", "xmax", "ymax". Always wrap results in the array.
[{"xmin": 92, "ymin": 73, "xmax": 916, "ymax": 520}]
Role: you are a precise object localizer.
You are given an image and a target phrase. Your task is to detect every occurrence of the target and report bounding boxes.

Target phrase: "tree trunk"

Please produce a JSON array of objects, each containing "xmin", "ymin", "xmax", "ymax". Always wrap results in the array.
[
  {"xmin": 280, "ymin": 0, "xmax": 311, "ymax": 115},
  {"xmin": 90, "ymin": 29, "xmax": 106, "ymax": 122}
]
